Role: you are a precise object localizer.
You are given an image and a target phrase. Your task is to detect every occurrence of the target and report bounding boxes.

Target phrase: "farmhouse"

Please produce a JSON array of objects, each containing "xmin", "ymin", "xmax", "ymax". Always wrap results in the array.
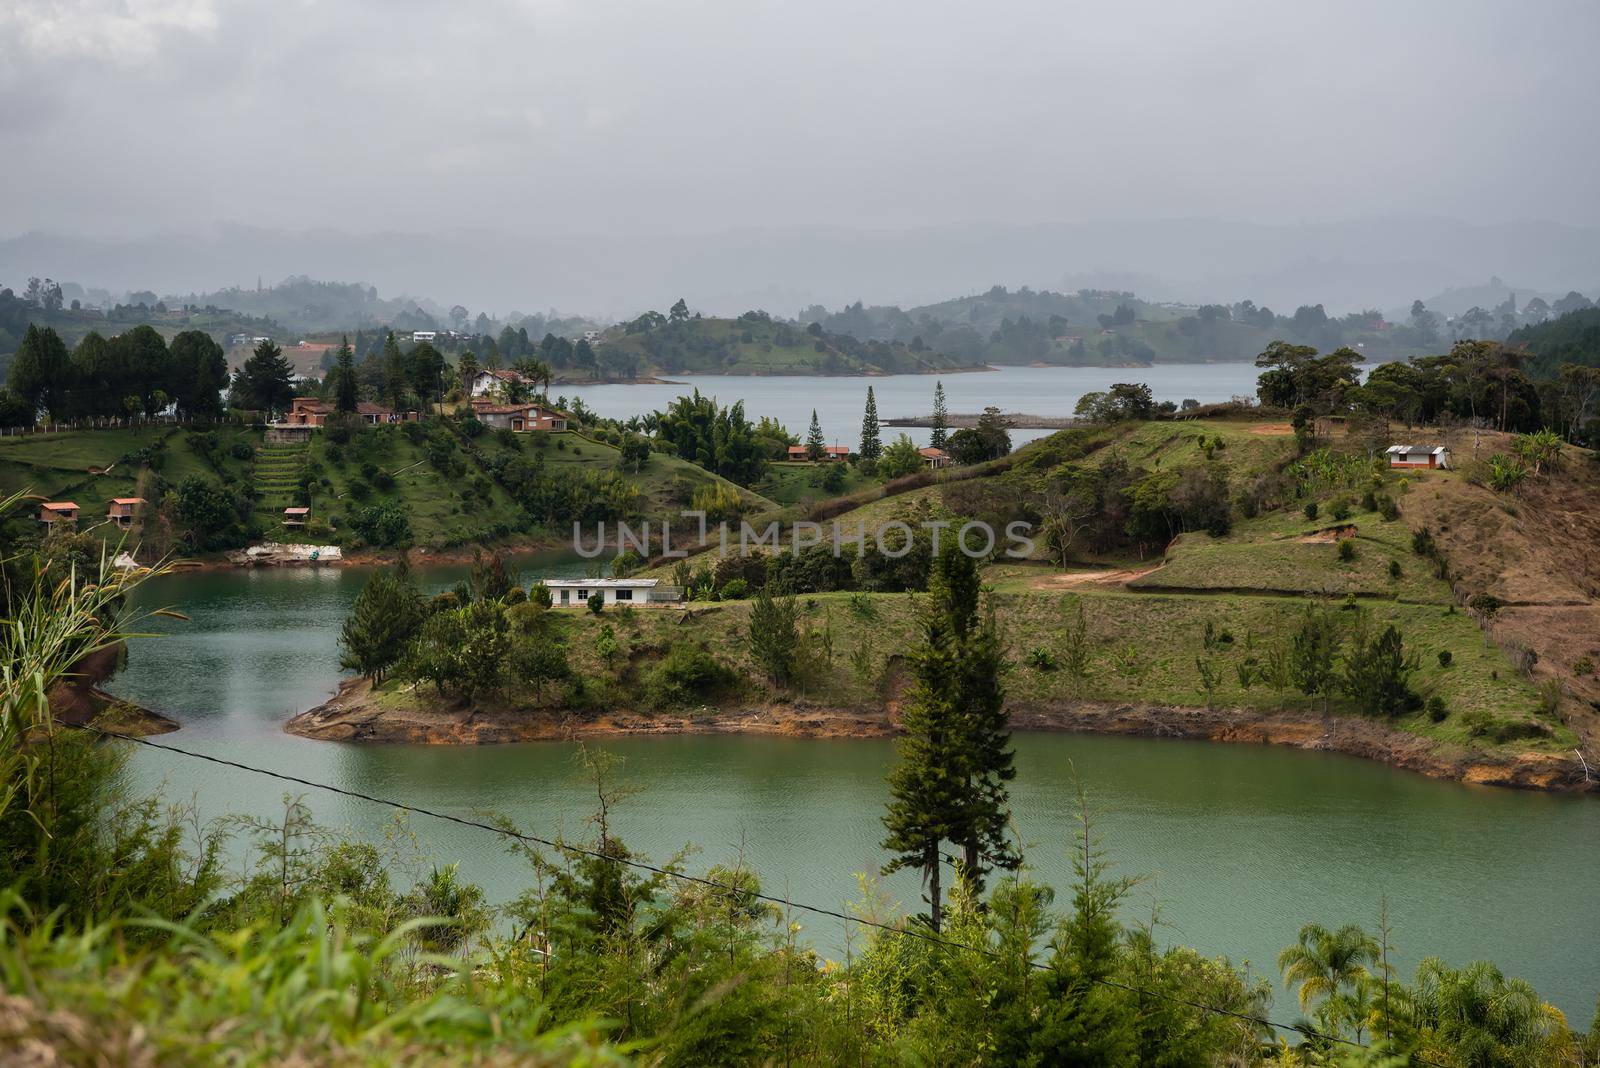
[
  {"xmin": 469, "ymin": 398, "xmax": 569, "ymax": 431},
  {"xmin": 785, "ymin": 445, "xmax": 850, "ymax": 462},
  {"xmin": 283, "ymin": 506, "xmax": 310, "ymax": 529},
  {"xmin": 1385, "ymin": 444, "xmax": 1451, "ymax": 469},
  {"xmin": 107, "ymin": 497, "xmax": 145, "ymax": 528},
  {"xmin": 919, "ymin": 446, "xmax": 950, "ymax": 469},
  {"xmin": 543, "ymin": 577, "xmax": 677, "ymax": 607},
  {"xmin": 469, "ymin": 369, "xmax": 534, "ymax": 398},
  {"xmin": 287, "ymin": 398, "xmax": 420, "ymax": 427},
  {"xmin": 39, "ymin": 502, "xmax": 79, "ymax": 530}
]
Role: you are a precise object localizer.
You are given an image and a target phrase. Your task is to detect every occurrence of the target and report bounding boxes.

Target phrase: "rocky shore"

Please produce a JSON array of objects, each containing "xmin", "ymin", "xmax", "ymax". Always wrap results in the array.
[{"xmin": 285, "ymin": 679, "xmax": 1592, "ymax": 793}]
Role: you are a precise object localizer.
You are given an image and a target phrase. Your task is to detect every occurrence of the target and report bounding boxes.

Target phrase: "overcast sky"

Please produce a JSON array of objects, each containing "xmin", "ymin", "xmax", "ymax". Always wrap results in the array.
[{"xmin": 3, "ymin": 0, "xmax": 1598, "ymax": 241}]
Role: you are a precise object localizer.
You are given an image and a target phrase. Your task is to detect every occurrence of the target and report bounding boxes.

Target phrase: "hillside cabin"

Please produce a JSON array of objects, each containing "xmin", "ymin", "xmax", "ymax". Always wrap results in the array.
[
  {"xmin": 1386, "ymin": 444, "xmax": 1451, "ymax": 470},
  {"xmin": 919, "ymin": 446, "xmax": 950, "ymax": 469},
  {"xmin": 287, "ymin": 398, "xmax": 419, "ymax": 427},
  {"xmin": 543, "ymin": 578, "xmax": 677, "ymax": 607},
  {"xmin": 786, "ymin": 445, "xmax": 850, "ymax": 462},
  {"xmin": 469, "ymin": 369, "xmax": 534, "ymax": 398},
  {"xmin": 39, "ymin": 502, "xmax": 79, "ymax": 530},
  {"xmin": 107, "ymin": 497, "xmax": 146, "ymax": 528},
  {"xmin": 469, "ymin": 399, "xmax": 569, "ymax": 431},
  {"xmin": 283, "ymin": 506, "xmax": 310, "ymax": 529}
]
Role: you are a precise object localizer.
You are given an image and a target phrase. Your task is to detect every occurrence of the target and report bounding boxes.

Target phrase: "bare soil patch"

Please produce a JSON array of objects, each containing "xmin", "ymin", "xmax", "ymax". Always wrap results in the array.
[
  {"xmin": 1028, "ymin": 565, "xmax": 1163, "ymax": 590},
  {"xmin": 1248, "ymin": 423, "xmax": 1294, "ymax": 436}
]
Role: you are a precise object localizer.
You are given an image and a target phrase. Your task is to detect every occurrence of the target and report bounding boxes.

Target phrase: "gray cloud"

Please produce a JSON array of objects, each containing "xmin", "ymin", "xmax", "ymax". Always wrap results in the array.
[{"xmin": 3, "ymin": 0, "xmax": 1598, "ymax": 310}]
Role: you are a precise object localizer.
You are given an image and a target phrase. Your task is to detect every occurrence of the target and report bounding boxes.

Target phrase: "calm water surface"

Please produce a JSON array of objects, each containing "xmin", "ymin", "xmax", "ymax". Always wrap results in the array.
[
  {"xmin": 109, "ymin": 559, "xmax": 1600, "ymax": 1023},
  {"xmin": 557, "ymin": 363, "xmax": 1266, "ymax": 447}
]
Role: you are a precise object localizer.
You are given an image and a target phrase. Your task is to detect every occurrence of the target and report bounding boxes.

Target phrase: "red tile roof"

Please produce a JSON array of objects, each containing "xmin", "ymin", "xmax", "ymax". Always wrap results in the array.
[{"xmin": 43, "ymin": 502, "xmax": 79, "ymax": 511}]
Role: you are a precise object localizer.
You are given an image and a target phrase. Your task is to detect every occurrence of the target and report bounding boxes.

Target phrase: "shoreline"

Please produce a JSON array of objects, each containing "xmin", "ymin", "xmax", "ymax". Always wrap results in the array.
[{"xmin": 284, "ymin": 679, "xmax": 1591, "ymax": 793}]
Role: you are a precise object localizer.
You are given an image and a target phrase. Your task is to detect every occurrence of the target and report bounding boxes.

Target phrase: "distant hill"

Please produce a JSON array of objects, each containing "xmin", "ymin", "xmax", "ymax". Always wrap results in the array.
[
  {"xmin": 803, "ymin": 285, "xmax": 1440, "ymax": 366},
  {"xmin": 1508, "ymin": 307, "xmax": 1600, "ymax": 378},
  {"xmin": 599, "ymin": 310, "xmax": 977, "ymax": 376}
]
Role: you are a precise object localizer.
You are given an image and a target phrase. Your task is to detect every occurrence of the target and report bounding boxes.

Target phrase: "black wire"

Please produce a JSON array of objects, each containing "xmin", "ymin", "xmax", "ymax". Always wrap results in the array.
[{"xmin": 77, "ymin": 723, "xmax": 1428, "ymax": 1059}]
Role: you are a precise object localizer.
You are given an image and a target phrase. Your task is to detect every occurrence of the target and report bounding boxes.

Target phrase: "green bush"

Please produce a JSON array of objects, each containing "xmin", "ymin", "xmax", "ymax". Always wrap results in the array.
[
  {"xmin": 1330, "ymin": 499, "xmax": 1351, "ymax": 522},
  {"xmin": 645, "ymin": 642, "xmax": 737, "ymax": 708},
  {"xmin": 1336, "ymin": 537, "xmax": 1356, "ymax": 562},
  {"xmin": 719, "ymin": 578, "xmax": 749, "ymax": 600},
  {"xmin": 1437, "ymin": 650, "xmax": 1452, "ymax": 668},
  {"xmin": 1303, "ymin": 501, "xmax": 1319, "ymax": 520},
  {"xmin": 1572, "ymin": 656, "xmax": 1595, "ymax": 677},
  {"xmin": 1026, "ymin": 648, "xmax": 1058, "ymax": 672},
  {"xmin": 1377, "ymin": 495, "xmax": 1400, "ymax": 521},
  {"xmin": 1426, "ymin": 695, "xmax": 1448, "ymax": 722},
  {"xmin": 1387, "ymin": 559, "xmax": 1402, "ymax": 579}
]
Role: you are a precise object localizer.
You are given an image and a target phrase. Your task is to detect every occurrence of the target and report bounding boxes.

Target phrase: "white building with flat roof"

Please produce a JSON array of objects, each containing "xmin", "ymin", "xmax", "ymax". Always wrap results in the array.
[{"xmin": 543, "ymin": 577, "xmax": 677, "ymax": 606}]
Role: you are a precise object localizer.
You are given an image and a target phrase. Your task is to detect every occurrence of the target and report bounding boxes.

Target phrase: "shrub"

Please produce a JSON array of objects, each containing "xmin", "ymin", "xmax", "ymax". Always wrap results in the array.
[
  {"xmin": 459, "ymin": 417, "xmax": 485, "ymax": 438},
  {"xmin": 1330, "ymin": 499, "xmax": 1351, "ymax": 521},
  {"xmin": 587, "ymin": 594, "xmax": 604, "ymax": 615},
  {"xmin": 1377, "ymin": 495, "xmax": 1400, "ymax": 521},
  {"xmin": 1336, "ymin": 537, "xmax": 1357, "ymax": 562},
  {"xmin": 346, "ymin": 478, "xmax": 371, "ymax": 500},
  {"xmin": 645, "ymin": 642, "xmax": 736, "ymax": 708},
  {"xmin": 719, "ymin": 578, "xmax": 749, "ymax": 600},
  {"xmin": 1411, "ymin": 527, "xmax": 1436, "ymax": 556},
  {"xmin": 1574, "ymin": 656, "xmax": 1596, "ymax": 677},
  {"xmin": 1426, "ymin": 695, "xmax": 1448, "ymax": 722},
  {"xmin": 1387, "ymin": 559, "xmax": 1402, "ymax": 579},
  {"xmin": 1361, "ymin": 490, "xmax": 1377, "ymax": 512},
  {"xmin": 229, "ymin": 440, "xmax": 253, "ymax": 461},
  {"xmin": 1026, "ymin": 648, "xmax": 1058, "ymax": 672},
  {"xmin": 1303, "ymin": 501, "xmax": 1319, "ymax": 521},
  {"xmin": 1437, "ymin": 650, "xmax": 1452, "ymax": 668},
  {"xmin": 1467, "ymin": 593, "xmax": 1502, "ymax": 618}
]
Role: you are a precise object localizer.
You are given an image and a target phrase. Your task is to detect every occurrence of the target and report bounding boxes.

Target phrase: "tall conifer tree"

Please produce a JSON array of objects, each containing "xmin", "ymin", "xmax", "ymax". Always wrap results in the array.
[
  {"xmin": 930, "ymin": 380, "xmax": 949, "ymax": 449},
  {"xmin": 859, "ymin": 386, "xmax": 882, "ymax": 461},
  {"xmin": 805, "ymin": 409, "xmax": 826, "ymax": 461},
  {"xmin": 334, "ymin": 336, "xmax": 358, "ymax": 413}
]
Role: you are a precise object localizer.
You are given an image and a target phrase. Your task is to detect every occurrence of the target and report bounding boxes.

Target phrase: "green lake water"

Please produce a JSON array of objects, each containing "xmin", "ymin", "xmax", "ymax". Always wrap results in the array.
[{"xmin": 108, "ymin": 558, "xmax": 1600, "ymax": 1025}]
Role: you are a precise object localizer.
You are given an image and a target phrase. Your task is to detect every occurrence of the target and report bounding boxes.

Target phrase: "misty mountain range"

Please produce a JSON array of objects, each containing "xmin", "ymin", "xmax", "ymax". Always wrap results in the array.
[{"xmin": 3, "ymin": 215, "xmax": 1597, "ymax": 324}]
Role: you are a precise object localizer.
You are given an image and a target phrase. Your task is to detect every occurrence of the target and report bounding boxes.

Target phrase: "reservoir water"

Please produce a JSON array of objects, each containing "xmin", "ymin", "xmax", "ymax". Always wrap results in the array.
[
  {"xmin": 555, "ymin": 362, "xmax": 1268, "ymax": 447},
  {"xmin": 109, "ymin": 556, "xmax": 1600, "ymax": 1025}
]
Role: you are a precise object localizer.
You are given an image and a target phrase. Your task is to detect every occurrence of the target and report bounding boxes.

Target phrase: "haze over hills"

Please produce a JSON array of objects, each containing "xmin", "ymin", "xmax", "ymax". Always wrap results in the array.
[{"xmin": 4, "ymin": 215, "xmax": 1599, "ymax": 322}]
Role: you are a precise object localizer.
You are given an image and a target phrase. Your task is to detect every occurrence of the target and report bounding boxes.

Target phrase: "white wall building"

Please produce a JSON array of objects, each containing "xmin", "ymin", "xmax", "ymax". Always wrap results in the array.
[{"xmin": 543, "ymin": 578, "xmax": 674, "ymax": 606}]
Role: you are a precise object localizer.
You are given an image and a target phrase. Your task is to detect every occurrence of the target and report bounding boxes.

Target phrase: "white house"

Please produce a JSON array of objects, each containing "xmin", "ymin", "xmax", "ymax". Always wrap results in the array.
[
  {"xmin": 1385, "ymin": 444, "xmax": 1451, "ymax": 469},
  {"xmin": 469, "ymin": 368, "xmax": 533, "ymax": 397},
  {"xmin": 544, "ymin": 577, "xmax": 674, "ymax": 606},
  {"xmin": 412, "ymin": 331, "xmax": 437, "ymax": 343}
]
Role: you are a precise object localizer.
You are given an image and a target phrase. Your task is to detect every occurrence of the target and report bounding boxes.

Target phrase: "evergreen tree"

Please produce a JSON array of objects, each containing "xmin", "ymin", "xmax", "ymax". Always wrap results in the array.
[
  {"xmin": 747, "ymin": 584, "xmax": 798, "ymax": 686},
  {"xmin": 334, "ymin": 336, "xmax": 358, "ymax": 413},
  {"xmin": 234, "ymin": 339, "xmax": 295, "ymax": 415},
  {"xmin": 382, "ymin": 331, "xmax": 408, "ymax": 409},
  {"xmin": 1290, "ymin": 602, "xmax": 1340, "ymax": 710},
  {"xmin": 930, "ymin": 379, "xmax": 948, "ymax": 448},
  {"xmin": 468, "ymin": 548, "xmax": 512, "ymax": 602},
  {"xmin": 7, "ymin": 324, "xmax": 71, "ymax": 416},
  {"xmin": 338, "ymin": 567, "xmax": 423, "ymax": 683},
  {"xmin": 168, "ymin": 330, "xmax": 228, "ymax": 421},
  {"xmin": 805, "ymin": 409, "xmax": 826, "ymax": 461},
  {"xmin": 859, "ymin": 386, "xmax": 882, "ymax": 461},
  {"xmin": 931, "ymin": 540, "xmax": 1019, "ymax": 890}
]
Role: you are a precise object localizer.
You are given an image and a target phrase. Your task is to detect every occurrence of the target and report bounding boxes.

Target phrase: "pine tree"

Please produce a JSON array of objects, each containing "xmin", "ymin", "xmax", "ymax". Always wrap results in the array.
[
  {"xmin": 334, "ymin": 336, "xmax": 359, "ymax": 413},
  {"xmin": 338, "ymin": 567, "xmax": 423, "ymax": 682},
  {"xmin": 881, "ymin": 541, "xmax": 1017, "ymax": 930},
  {"xmin": 930, "ymin": 380, "xmax": 949, "ymax": 449},
  {"xmin": 382, "ymin": 331, "xmax": 408, "ymax": 410},
  {"xmin": 930, "ymin": 541, "xmax": 1018, "ymax": 891},
  {"xmin": 859, "ymin": 386, "xmax": 882, "ymax": 461},
  {"xmin": 805, "ymin": 409, "xmax": 826, "ymax": 461},
  {"xmin": 236, "ymin": 339, "xmax": 295, "ymax": 415},
  {"xmin": 748, "ymin": 584, "xmax": 798, "ymax": 686}
]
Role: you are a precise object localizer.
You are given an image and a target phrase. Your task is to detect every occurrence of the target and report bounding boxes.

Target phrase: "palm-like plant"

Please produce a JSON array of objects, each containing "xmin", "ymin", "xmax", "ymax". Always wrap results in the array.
[
  {"xmin": 1411, "ymin": 958, "xmax": 1576, "ymax": 1067},
  {"xmin": 1278, "ymin": 922, "xmax": 1380, "ymax": 1016}
]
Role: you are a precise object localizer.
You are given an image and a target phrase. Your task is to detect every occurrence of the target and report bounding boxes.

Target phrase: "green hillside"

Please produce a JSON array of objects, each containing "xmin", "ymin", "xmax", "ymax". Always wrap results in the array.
[{"xmin": 0, "ymin": 418, "xmax": 772, "ymax": 556}]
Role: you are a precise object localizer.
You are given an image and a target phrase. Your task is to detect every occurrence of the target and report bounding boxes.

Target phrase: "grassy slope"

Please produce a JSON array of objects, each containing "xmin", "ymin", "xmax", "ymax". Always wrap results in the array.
[
  {"xmin": 1, "ymin": 424, "xmax": 773, "ymax": 552},
  {"xmin": 615, "ymin": 415, "xmax": 1570, "ymax": 753}
]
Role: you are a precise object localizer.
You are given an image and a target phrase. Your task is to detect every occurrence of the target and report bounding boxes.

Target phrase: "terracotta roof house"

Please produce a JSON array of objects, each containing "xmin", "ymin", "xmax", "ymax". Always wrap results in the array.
[
  {"xmin": 287, "ymin": 397, "xmax": 418, "ymax": 427},
  {"xmin": 39, "ymin": 502, "xmax": 79, "ymax": 529},
  {"xmin": 469, "ymin": 398, "xmax": 569, "ymax": 431},
  {"xmin": 919, "ymin": 446, "xmax": 950, "ymax": 469},
  {"xmin": 283, "ymin": 506, "xmax": 311, "ymax": 528},
  {"xmin": 786, "ymin": 445, "xmax": 850, "ymax": 462},
  {"xmin": 107, "ymin": 497, "xmax": 146, "ymax": 528}
]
